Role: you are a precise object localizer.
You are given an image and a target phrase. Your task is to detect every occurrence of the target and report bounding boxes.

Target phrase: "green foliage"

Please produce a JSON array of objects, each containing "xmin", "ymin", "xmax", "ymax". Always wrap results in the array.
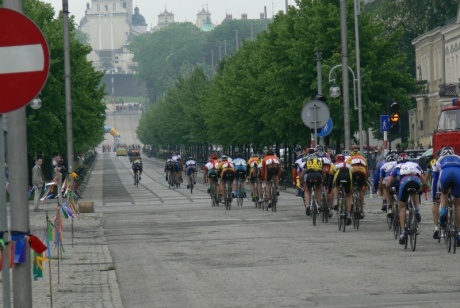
[
  {"xmin": 23, "ymin": 0, "xmax": 106, "ymax": 156},
  {"xmin": 135, "ymin": 0, "xmax": 420, "ymax": 149}
]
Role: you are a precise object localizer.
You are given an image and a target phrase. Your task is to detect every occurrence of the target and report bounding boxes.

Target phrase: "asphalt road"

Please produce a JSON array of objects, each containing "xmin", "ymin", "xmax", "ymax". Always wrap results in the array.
[
  {"xmin": 92, "ymin": 101, "xmax": 460, "ymax": 308},
  {"xmin": 96, "ymin": 153, "xmax": 460, "ymax": 308}
]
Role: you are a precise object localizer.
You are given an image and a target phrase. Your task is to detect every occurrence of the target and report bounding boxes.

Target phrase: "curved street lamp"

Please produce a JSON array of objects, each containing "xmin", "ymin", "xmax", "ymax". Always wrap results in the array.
[{"xmin": 328, "ymin": 64, "xmax": 363, "ymax": 153}]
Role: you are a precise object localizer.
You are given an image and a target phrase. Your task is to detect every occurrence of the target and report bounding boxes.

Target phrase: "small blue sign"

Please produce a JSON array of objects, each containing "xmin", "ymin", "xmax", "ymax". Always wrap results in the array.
[
  {"xmin": 317, "ymin": 118, "xmax": 333, "ymax": 137},
  {"xmin": 381, "ymin": 115, "xmax": 390, "ymax": 132}
]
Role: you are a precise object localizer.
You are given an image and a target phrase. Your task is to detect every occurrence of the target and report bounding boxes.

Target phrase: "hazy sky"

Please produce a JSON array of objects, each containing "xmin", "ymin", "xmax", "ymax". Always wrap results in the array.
[{"xmin": 44, "ymin": 1, "xmax": 293, "ymax": 27}]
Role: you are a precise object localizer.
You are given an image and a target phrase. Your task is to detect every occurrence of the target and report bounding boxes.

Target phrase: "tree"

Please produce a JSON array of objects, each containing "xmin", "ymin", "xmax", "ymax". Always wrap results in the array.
[{"xmin": 23, "ymin": 0, "xmax": 106, "ymax": 156}]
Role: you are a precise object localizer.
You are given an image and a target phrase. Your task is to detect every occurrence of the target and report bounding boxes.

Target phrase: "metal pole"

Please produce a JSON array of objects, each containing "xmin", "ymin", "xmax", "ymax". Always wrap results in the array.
[
  {"xmin": 286, "ymin": 0, "xmax": 289, "ymax": 13},
  {"xmin": 211, "ymin": 50, "xmax": 214, "ymax": 77},
  {"xmin": 340, "ymin": 0, "xmax": 351, "ymax": 150},
  {"xmin": 0, "ymin": 116, "xmax": 11, "ymax": 308},
  {"xmin": 354, "ymin": 0, "xmax": 363, "ymax": 154},
  {"xmin": 316, "ymin": 49, "xmax": 323, "ymax": 146},
  {"xmin": 4, "ymin": 0, "xmax": 32, "ymax": 305},
  {"xmin": 63, "ymin": 0, "xmax": 74, "ymax": 191}
]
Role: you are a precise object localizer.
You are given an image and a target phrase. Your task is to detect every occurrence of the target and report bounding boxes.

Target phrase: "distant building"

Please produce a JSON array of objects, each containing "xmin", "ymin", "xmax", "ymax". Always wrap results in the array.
[
  {"xmin": 152, "ymin": 8, "xmax": 175, "ymax": 31},
  {"xmin": 79, "ymin": 0, "xmax": 147, "ymax": 73}
]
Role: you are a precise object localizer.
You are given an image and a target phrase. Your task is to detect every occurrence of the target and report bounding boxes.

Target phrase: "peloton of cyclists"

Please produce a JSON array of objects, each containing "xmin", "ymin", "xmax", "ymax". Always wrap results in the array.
[{"xmin": 132, "ymin": 152, "xmax": 143, "ymax": 185}]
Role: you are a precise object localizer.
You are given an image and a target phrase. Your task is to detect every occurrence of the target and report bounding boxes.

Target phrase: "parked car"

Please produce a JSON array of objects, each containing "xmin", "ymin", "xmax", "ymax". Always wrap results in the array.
[
  {"xmin": 116, "ymin": 147, "xmax": 128, "ymax": 157},
  {"xmin": 416, "ymin": 148, "xmax": 433, "ymax": 170},
  {"xmin": 405, "ymin": 149, "xmax": 426, "ymax": 162}
]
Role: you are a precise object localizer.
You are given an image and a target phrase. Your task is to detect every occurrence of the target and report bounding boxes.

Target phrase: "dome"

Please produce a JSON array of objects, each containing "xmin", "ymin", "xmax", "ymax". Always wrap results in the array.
[
  {"xmin": 132, "ymin": 6, "xmax": 147, "ymax": 26},
  {"xmin": 79, "ymin": 15, "xmax": 88, "ymax": 28}
]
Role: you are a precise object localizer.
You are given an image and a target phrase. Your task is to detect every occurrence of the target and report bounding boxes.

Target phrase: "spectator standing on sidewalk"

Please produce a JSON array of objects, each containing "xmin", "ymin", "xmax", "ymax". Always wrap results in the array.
[{"xmin": 32, "ymin": 158, "xmax": 45, "ymax": 212}]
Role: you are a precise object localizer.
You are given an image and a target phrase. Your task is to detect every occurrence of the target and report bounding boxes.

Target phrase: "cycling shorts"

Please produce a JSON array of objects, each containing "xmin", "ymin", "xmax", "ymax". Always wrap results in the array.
[
  {"xmin": 334, "ymin": 169, "xmax": 352, "ymax": 194},
  {"xmin": 305, "ymin": 172, "xmax": 322, "ymax": 189},
  {"xmin": 133, "ymin": 164, "xmax": 142, "ymax": 172},
  {"xmin": 439, "ymin": 167, "xmax": 460, "ymax": 198},
  {"xmin": 186, "ymin": 167, "xmax": 196, "ymax": 176},
  {"xmin": 235, "ymin": 169, "xmax": 246, "ymax": 179},
  {"xmin": 351, "ymin": 171, "xmax": 366, "ymax": 188},
  {"xmin": 399, "ymin": 176, "xmax": 422, "ymax": 203},
  {"xmin": 222, "ymin": 169, "xmax": 235, "ymax": 183}
]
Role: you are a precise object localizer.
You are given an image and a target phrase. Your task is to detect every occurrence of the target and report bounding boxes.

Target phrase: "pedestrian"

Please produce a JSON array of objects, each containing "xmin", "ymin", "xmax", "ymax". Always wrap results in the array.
[
  {"xmin": 375, "ymin": 146, "xmax": 384, "ymax": 166},
  {"xmin": 32, "ymin": 158, "xmax": 45, "ymax": 212}
]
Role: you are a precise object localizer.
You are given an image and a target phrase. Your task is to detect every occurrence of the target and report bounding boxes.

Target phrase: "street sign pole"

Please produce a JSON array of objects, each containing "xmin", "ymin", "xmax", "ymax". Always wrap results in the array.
[{"xmin": 1, "ymin": 3, "xmax": 50, "ymax": 307}]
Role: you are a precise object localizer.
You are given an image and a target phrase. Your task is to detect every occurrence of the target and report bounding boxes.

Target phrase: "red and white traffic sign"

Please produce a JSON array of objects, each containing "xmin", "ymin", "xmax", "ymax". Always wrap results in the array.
[{"xmin": 0, "ymin": 8, "xmax": 50, "ymax": 113}]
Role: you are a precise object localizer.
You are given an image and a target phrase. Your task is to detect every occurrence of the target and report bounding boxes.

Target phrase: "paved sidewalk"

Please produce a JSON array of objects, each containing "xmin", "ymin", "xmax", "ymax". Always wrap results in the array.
[{"xmin": 1, "ymin": 153, "xmax": 123, "ymax": 308}]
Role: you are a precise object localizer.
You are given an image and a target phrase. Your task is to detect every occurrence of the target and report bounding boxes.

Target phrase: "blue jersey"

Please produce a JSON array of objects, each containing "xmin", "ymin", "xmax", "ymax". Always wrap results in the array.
[
  {"xmin": 432, "ymin": 154, "xmax": 460, "ymax": 198},
  {"xmin": 380, "ymin": 161, "xmax": 397, "ymax": 179},
  {"xmin": 233, "ymin": 158, "xmax": 247, "ymax": 172}
]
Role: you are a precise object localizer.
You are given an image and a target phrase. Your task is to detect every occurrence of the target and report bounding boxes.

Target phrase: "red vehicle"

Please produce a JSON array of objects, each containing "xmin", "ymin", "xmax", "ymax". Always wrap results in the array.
[{"xmin": 433, "ymin": 98, "xmax": 460, "ymax": 158}]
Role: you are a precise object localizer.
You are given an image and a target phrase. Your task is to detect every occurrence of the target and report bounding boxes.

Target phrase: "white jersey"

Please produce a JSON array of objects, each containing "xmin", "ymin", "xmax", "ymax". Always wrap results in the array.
[
  {"xmin": 205, "ymin": 161, "xmax": 218, "ymax": 170},
  {"xmin": 185, "ymin": 159, "xmax": 197, "ymax": 168},
  {"xmin": 172, "ymin": 154, "xmax": 181, "ymax": 162}
]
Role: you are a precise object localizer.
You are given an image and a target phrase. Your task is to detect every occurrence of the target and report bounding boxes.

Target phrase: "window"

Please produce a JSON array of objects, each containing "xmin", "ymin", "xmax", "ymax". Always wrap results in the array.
[{"xmin": 438, "ymin": 109, "xmax": 460, "ymax": 130}]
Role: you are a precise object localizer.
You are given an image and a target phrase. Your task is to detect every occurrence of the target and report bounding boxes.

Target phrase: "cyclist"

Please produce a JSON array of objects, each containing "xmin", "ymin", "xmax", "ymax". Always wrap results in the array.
[
  {"xmin": 315, "ymin": 145, "xmax": 333, "ymax": 217},
  {"xmin": 432, "ymin": 146, "xmax": 460, "ymax": 243},
  {"xmin": 346, "ymin": 150, "xmax": 368, "ymax": 219},
  {"xmin": 300, "ymin": 153, "xmax": 323, "ymax": 216},
  {"xmin": 256, "ymin": 153, "xmax": 265, "ymax": 204},
  {"xmin": 374, "ymin": 154, "xmax": 387, "ymax": 211},
  {"xmin": 261, "ymin": 149, "xmax": 281, "ymax": 208},
  {"xmin": 217, "ymin": 156, "xmax": 236, "ymax": 201},
  {"xmin": 132, "ymin": 152, "xmax": 143, "ymax": 185},
  {"xmin": 233, "ymin": 153, "xmax": 247, "ymax": 198},
  {"xmin": 386, "ymin": 153, "xmax": 427, "ymax": 245},
  {"xmin": 184, "ymin": 156, "xmax": 197, "ymax": 189},
  {"xmin": 205, "ymin": 154, "xmax": 220, "ymax": 194},
  {"xmin": 379, "ymin": 152, "xmax": 398, "ymax": 217},
  {"xmin": 342, "ymin": 149, "xmax": 351, "ymax": 161},
  {"xmin": 328, "ymin": 154, "xmax": 353, "ymax": 225},
  {"xmin": 172, "ymin": 151, "xmax": 183, "ymax": 183},
  {"xmin": 247, "ymin": 153, "xmax": 259, "ymax": 201},
  {"xmin": 164, "ymin": 155, "xmax": 175, "ymax": 182}
]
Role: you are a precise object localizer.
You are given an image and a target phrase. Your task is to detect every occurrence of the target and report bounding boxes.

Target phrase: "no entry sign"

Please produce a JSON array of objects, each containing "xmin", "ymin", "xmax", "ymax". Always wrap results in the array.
[{"xmin": 0, "ymin": 8, "xmax": 50, "ymax": 113}]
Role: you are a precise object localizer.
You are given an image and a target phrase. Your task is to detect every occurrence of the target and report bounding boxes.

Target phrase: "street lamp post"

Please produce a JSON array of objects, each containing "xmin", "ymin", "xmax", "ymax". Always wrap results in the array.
[{"xmin": 328, "ymin": 64, "xmax": 363, "ymax": 153}]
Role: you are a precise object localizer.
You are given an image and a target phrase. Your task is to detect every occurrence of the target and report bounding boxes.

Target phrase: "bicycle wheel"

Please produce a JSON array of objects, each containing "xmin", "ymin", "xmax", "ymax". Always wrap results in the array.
[
  {"xmin": 237, "ymin": 180, "xmax": 244, "ymax": 207},
  {"xmin": 386, "ymin": 204, "xmax": 394, "ymax": 230},
  {"xmin": 446, "ymin": 209, "xmax": 453, "ymax": 253},
  {"xmin": 271, "ymin": 184, "xmax": 277, "ymax": 213},
  {"xmin": 135, "ymin": 172, "xmax": 139, "ymax": 188},
  {"xmin": 409, "ymin": 209, "xmax": 417, "ymax": 251},
  {"xmin": 404, "ymin": 219, "xmax": 409, "ymax": 250},
  {"xmin": 312, "ymin": 198, "xmax": 317, "ymax": 226},
  {"xmin": 338, "ymin": 197, "xmax": 343, "ymax": 231},
  {"xmin": 353, "ymin": 192, "xmax": 360, "ymax": 229}
]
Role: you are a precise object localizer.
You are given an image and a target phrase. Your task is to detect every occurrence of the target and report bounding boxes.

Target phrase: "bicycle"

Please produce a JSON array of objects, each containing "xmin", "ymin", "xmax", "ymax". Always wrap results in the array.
[
  {"xmin": 224, "ymin": 173, "xmax": 233, "ymax": 211},
  {"xmin": 337, "ymin": 180, "xmax": 347, "ymax": 232},
  {"xmin": 260, "ymin": 181, "xmax": 267, "ymax": 210},
  {"xmin": 187, "ymin": 172, "xmax": 196, "ymax": 194},
  {"xmin": 305, "ymin": 178, "xmax": 320, "ymax": 226},
  {"xmin": 351, "ymin": 179, "xmax": 361, "ymax": 230},
  {"xmin": 321, "ymin": 185, "xmax": 329, "ymax": 223},
  {"xmin": 386, "ymin": 187, "xmax": 398, "ymax": 230},
  {"xmin": 168, "ymin": 169, "xmax": 176, "ymax": 189},
  {"xmin": 270, "ymin": 177, "xmax": 277, "ymax": 213},
  {"xmin": 404, "ymin": 188, "xmax": 418, "ymax": 251},
  {"xmin": 236, "ymin": 173, "xmax": 245, "ymax": 207},
  {"xmin": 444, "ymin": 192, "xmax": 458, "ymax": 254},
  {"xmin": 391, "ymin": 188, "xmax": 400, "ymax": 240},
  {"xmin": 134, "ymin": 171, "xmax": 139, "ymax": 188},
  {"xmin": 208, "ymin": 173, "xmax": 219, "ymax": 207}
]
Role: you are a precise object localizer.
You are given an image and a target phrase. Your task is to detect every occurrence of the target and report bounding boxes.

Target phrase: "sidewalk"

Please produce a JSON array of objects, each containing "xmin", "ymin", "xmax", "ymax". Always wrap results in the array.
[{"xmin": 1, "ymin": 153, "xmax": 123, "ymax": 308}]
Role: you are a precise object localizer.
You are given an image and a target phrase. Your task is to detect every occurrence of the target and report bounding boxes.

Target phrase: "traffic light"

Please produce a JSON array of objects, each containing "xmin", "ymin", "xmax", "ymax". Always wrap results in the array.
[{"xmin": 389, "ymin": 102, "xmax": 400, "ymax": 134}]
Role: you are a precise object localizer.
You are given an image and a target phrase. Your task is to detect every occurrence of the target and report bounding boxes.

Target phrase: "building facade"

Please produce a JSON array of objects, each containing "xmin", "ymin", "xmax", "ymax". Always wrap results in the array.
[
  {"xmin": 79, "ymin": 0, "xmax": 147, "ymax": 73},
  {"xmin": 411, "ymin": 7, "xmax": 460, "ymax": 148}
]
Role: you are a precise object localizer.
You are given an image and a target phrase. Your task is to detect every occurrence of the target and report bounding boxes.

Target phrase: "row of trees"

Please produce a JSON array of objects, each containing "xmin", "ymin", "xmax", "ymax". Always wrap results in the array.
[
  {"xmin": 134, "ymin": 0, "xmax": 435, "ymax": 154},
  {"xmin": 1, "ymin": 0, "xmax": 106, "ymax": 160}
]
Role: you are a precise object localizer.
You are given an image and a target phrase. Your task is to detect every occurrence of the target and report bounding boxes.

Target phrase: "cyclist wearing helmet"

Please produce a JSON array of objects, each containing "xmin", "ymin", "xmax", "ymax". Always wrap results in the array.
[
  {"xmin": 164, "ymin": 155, "xmax": 175, "ymax": 182},
  {"xmin": 293, "ymin": 152, "xmax": 305, "ymax": 193},
  {"xmin": 328, "ymin": 154, "xmax": 353, "ymax": 224},
  {"xmin": 316, "ymin": 145, "xmax": 334, "ymax": 215},
  {"xmin": 342, "ymin": 149, "xmax": 351, "ymax": 160},
  {"xmin": 233, "ymin": 153, "xmax": 247, "ymax": 198},
  {"xmin": 386, "ymin": 152, "xmax": 428, "ymax": 245},
  {"xmin": 431, "ymin": 146, "xmax": 460, "ymax": 243},
  {"xmin": 247, "ymin": 153, "xmax": 259, "ymax": 201},
  {"xmin": 374, "ymin": 150, "xmax": 388, "ymax": 211},
  {"xmin": 205, "ymin": 154, "xmax": 220, "ymax": 194},
  {"xmin": 132, "ymin": 152, "xmax": 143, "ymax": 185},
  {"xmin": 300, "ymin": 152, "xmax": 324, "ymax": 216},
  {"xmin": 217, "ymin": 156, "xmax": 236, "ymax": 202},
  {"xmin": 172, "ymin": 152, "xmax": 183, "ymax": 183},
  {"xmin": 184, "ymin": 156, "xmax": 197, "ymax": 189},
  {"xmin": 261, "ymin": 149, "xmax": 282, "ymax": 207},
  {"xmin": 379, "ymin": 152, "xmax": 398, "ymax": 216},
  {"xmin": 346, "ymin": 150, "xmax": 368, "ymax": 219}
]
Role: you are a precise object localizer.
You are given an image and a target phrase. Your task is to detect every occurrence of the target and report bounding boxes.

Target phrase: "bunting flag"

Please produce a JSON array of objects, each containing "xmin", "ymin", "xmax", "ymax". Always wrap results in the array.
[
  {"xmin": 46, "ymin": 220, "xmax": 54, "ymax": 257},
  {"xmin": 9, "ymin": 241, "xmax": 16, "ymax": 268},
  {"xmin": 12, "ymin": 235, "xmax": 27, "ymax": 264},
  {"xmin": 33, "ymin": 252, "xmax": 48, "ymax": 280}
]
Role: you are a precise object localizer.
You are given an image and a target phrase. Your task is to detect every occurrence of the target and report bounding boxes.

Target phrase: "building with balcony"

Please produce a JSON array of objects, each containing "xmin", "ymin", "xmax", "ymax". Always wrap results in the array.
[{"xmin": 411, "ymin": 6, "xmax": 460, "ymax": 148}]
